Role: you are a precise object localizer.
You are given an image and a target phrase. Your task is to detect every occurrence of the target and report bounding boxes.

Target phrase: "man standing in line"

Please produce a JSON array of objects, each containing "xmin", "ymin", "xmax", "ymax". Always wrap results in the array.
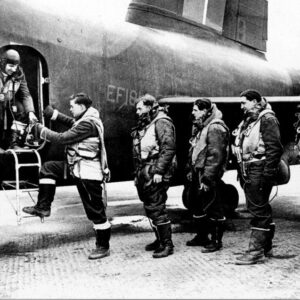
[
  {"xmin": 22, "ymin": 93, "xmax": 111, "ymax": 260},
  {"xmin": 185, "ymin": 98, "xmax": 229, "ymax": 253},
  {"xmin": 232, "ymin": 89, "xmax": 283, "ymax": 265},
  {"xmin": 131, "ymin": 94, "xmax": 176, "ymax": 258}
]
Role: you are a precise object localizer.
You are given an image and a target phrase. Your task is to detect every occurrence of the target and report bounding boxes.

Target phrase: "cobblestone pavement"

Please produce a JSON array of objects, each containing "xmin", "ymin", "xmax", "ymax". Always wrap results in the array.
[{"xmin": 0, "ymin": 169, "xmax": 299, "ymax": 299}]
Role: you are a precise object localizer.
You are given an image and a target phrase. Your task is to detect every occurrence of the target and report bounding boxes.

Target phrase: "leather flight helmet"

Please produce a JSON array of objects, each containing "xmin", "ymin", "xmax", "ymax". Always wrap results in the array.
[{"xmin": 0, "ymin": 49, "xmax": 21, "ymax": 72}]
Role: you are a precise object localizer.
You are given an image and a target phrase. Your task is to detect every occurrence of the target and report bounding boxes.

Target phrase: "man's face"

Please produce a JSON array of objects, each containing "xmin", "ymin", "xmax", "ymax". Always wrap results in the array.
[
  {"xmin": 70, "ymin": 99, "xmax": 85, "ymax": 118},
  {"xmin": 136, "ymin": 101, "xmax": 151, "ymax": 117},
  {"xmin": 192, "ymin": 105, "xmax": 207, "ymax": 121},
  {"xmin": 240, "ymin": 96, "xmax": 257, "ymax": 114},
  {"xmin": 4, "ymin": 63, "xmax": 18, "ymax": 76}
]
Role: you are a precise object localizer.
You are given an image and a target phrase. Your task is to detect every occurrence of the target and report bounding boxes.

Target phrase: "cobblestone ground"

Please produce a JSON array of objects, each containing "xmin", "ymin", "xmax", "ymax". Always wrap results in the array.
[
  {"xmin": 0, "ymin": 168, "xmax": 299, "ymax": 299},
  {"xmin": 0, "ymin": 219, "xmax": 299, "ymax": 299}
]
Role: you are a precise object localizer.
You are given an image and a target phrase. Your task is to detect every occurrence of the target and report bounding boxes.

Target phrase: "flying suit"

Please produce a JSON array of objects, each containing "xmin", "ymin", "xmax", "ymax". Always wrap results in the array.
[
  {"xmin": 0, "ymin": 67, "xmax": 34, "ymax": 149},
  {"xmin": 27, "ymin": 107, "xmax": 109, "ymax": 225},
  {"xmin": 232, "ymin": 104, "xmax": 283, "ymax": 264}
]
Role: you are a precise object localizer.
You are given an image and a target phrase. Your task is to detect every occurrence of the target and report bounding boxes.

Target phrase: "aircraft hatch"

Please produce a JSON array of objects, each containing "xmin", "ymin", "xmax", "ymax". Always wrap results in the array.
[{"xmin": 0, "ymin": 45, "xmax": 49, "ymax": 125}]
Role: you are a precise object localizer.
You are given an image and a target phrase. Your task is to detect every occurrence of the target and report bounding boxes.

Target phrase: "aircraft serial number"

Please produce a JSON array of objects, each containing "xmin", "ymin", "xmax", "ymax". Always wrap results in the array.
[{"xmin": 106, "ymin": 85, "xmax": 143, "ymax": 108}]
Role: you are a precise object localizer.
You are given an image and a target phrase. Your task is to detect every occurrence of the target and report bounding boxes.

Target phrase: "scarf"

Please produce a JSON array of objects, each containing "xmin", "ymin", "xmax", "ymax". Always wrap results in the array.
[
  {"xmin": 191, "ymin": 104, "xmax": 220, "ymax": 137},
  {"xmin": 241, "ymin": 98, "xmax": 268, "ymax": 131}
]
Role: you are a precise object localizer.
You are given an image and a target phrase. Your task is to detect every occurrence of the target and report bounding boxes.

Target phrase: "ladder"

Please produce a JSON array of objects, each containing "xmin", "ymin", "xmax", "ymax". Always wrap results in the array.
[{"xmin": 1, "ymin": 149, "xmax": 42, "ymax": 225}]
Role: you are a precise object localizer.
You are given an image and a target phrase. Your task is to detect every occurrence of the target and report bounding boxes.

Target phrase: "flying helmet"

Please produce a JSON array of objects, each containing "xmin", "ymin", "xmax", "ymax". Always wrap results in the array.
[
  {"xmin": 0, "ymin": 49, "xmax": 21, "ymax": 72},
  {"xmin": 138, "ymin": 94, "xmax": 158, "ymax": 109}
]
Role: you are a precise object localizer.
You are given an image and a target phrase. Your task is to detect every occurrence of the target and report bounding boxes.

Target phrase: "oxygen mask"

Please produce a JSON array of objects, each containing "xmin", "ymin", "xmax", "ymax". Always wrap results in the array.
[{"xmin": 136, "ymin": 112, "xmax": 151, "ymax": 129}]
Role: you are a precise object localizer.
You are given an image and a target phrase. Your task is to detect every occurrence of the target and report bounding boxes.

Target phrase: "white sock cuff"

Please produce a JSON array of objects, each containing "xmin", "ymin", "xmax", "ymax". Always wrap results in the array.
[
  {"xmin": 156, "ymin": 221, "xmax": 171, "ymax": 226},
  {"xmin": 193, "ymin": 214, "xmax": 207, "ymax": 219},
  {"xmin": 210, "ymin": 217, "xmax": 226, "ymax": 222},
  {"xmin": 251, "ymin": 227, "xmax": 270, "ymax": 231},
  {"xmin": 93, "ymin": 220, "xmax": 111, "ymax": 230},
  {"xmin": 39, "ymin": 178, "xmax": 56, "ymax": 185}
]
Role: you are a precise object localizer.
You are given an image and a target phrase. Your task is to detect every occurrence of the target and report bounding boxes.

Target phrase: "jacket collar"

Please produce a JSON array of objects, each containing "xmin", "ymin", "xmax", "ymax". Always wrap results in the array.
[
  {"xmin": 75, "ymin": 106, "xmax": 100, "ymax": 121},
  {"xmin": 192, "ymin": 104, "xmax": 222, "ymax": 135}
]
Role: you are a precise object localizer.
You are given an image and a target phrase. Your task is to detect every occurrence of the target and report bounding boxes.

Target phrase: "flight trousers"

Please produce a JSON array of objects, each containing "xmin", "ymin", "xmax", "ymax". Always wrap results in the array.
[
  {"xmin": 136, "ymin": 179, "xmax": 170, "ymax": 226},
  {"xmin": 243, "ymin": 160, "xmax": 273, "ymax": 229},
  {"xmin": 189, "ymin": 170, "xmax": 224, "ymax": 221},
  {"xmin": 39, "ymin": 160, "xmax": 108, "ymax": 224}
]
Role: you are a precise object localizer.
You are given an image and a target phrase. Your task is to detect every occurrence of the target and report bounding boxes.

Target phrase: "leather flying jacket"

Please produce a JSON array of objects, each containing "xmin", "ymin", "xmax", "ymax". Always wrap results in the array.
[
  {"xmin": 0, "ymin": 66, "xmax": 34, "ymax": 112},
  {"xmin": 233, "ymin": 107, "xmax": 283, "ymax": 179},
  {"xmin": 40, "ymin": 107, "xmax": 108, "ymax": 181},
  {"xmin": 131, "ymin": 111, "xmax": 176, "ymax": 181},
  {"xmin": 187, "ymin": 104, "xmax": 230, "ymax": 187}
]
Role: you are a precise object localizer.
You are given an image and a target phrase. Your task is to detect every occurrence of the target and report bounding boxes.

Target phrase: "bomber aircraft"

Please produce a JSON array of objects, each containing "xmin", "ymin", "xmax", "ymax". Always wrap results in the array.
[{"xmin": 1, "ymin": 0, "xmax": 300, "ymax": 185}]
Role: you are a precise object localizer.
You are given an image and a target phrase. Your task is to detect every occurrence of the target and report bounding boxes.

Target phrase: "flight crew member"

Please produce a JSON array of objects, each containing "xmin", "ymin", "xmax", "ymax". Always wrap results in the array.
[
  {"xmin": 232, "ymin": 89, "xmax": 283, "ymax": 265},
  {"xmin": 22, "ymin": 93, "xmax": 111, "ymax": 260},
  {"xmin": 0, "ymin": 49, "xmax": 38, "ymax": 150},
  {"xmin": 185, "ymin": 98, "xmax": 230, "ymax": 253},
  {"xmin": 131, "ymin": 94, "xmax": 177, "ymax": 258}
]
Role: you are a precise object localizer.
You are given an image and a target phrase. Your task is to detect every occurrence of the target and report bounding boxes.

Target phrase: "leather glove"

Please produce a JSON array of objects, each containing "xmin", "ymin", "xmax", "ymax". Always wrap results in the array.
[{"xmin": 43, "ymin": 105, "xmax": 55, "ymax": 120}]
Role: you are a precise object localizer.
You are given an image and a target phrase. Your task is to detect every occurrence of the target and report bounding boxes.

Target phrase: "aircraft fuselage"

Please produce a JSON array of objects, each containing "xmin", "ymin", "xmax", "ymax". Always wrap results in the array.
[{"xmin": 1, "ymin": 0, "xmax": 299, "ymax": 182}]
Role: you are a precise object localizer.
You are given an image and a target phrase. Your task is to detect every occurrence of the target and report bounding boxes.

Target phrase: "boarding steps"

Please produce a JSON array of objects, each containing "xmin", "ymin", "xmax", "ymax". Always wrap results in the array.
[{"xmin": 1, "ymin": 149, "xmax": 42, "ymax": 225}]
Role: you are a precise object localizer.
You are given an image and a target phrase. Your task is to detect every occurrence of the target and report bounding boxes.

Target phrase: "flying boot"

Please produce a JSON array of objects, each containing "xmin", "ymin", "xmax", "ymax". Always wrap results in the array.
[
  {"xmin": 88, "ymin": 224, "xmax": 111, "ymax": 260},
  {"xmin": 235, "ymin": 227, "xmax": 270, "ymax": 265},
  {"xmin": 186, "ymin": 214, "xmax": 211, "ymax": 247},
  {"xmin": 22, "ymin": 182, "xmax": 56, "ymax": 217},
  {"xmin": 8, "ymin": 119, "xmax": 28, "ymax": 149},
  {"xmin": 264, "ymin": 223, "xmax": 275, "ymax": 257},
  {"xmin": 145, "ymin": 221, "xmax": 160, "ymax": 251},
  {"xmin": 152, "ymin": 222, "xmax": 174, "ymax": 258},
  {"xmin": 8, "ymin": 131, "xmax": 23, "ymax": 149},
  {"xmin": 201, "ymin": 219, "xmax": 225, "ymax": 253}
]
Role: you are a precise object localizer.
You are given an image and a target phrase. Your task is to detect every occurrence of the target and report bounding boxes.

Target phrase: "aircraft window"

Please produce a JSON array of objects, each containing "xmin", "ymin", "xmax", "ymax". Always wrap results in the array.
[
  {"xmin": 182, "ymin": 0, "xmax": 226, "ymax": 32},
  {"xmin": 182, "ymin": 0, "xmax": 206, "ymax": 24},
  {"xmin": 206, "ymin": 0, "xmax": 226, "ymax": 31}
]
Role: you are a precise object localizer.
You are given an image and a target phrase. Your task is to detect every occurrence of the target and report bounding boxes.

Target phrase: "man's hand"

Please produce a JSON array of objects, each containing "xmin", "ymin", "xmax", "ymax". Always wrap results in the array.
[
  {"xmin": 153, "ymin": 174, "xmax": 163, "ymax": 184},
  {"xmin": 186, "ymin": 171, "xmax": 193, "ymax": 182},
  {"xmin": 103, "ymin": 168, "xmax": 111, "ymax": 182},
  {"xmin": 43, "ymin": 105, "xmax": 55, "ymax": 120},
  {"xmin": 31, "ymin": 122, "xmax": 44, "ymax": 139},
  {"xmin": 200, "ymin": 182, "xmax": 210, "ymax": 192},
  {"xmin": 28, "ymin": 112, "xmax": 38, "ymax": 123}
]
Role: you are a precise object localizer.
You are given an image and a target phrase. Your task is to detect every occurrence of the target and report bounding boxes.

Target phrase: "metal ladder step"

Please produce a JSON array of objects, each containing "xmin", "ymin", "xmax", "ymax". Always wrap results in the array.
[{"xmin": 1, "ymin": 149, "xmax": 42, "ymax": 225}]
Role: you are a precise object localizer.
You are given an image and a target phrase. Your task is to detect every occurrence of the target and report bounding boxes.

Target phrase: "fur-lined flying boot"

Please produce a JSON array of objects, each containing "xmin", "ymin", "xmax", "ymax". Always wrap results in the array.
[
  {"xmin": 235, "ymin": 227, "xmax": 270, "ymax": 265},
  {"xmin": 186, "ymin": 214, "xmax": 211, "ymax": 247},
  {"xmin": 22, "ymin": 183, "xmax": 56, "ymax": 217},
  {"xmin": 201, "ymin": 219, "xmax": 224, "ymax": 253},
  {"xmin": 88, "ymin": 227, "xmax": 111, "ymax": 260},
  {"xmin": 264, "ymin": 223, "xmax": 275, "ymax": 257},
  {"xmin": 152, "ymin": 222, "xmax": 174, "ymax": 258}
]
